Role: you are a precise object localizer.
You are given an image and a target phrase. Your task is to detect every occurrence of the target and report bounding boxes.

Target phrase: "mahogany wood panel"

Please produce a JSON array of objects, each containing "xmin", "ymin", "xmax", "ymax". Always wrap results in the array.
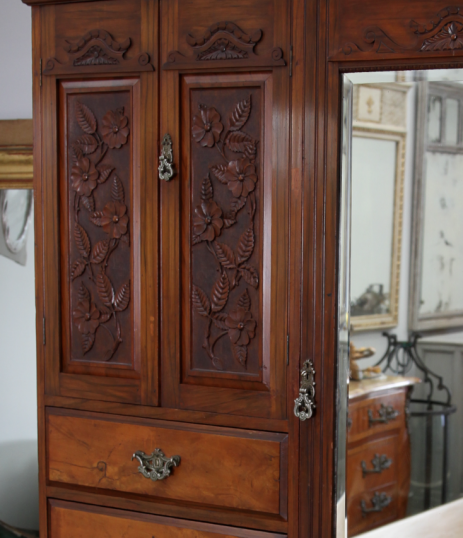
[
  {"xmin": 49, "ymin": 500, "xmax": 287, "ymax": 538},
  {"xmin": 47, "ymin": 408, "xmax": 288, "ymax": 518},
  {"xmin": 160, "ymin": 0, "xmax": 291, "ymax": 420}
]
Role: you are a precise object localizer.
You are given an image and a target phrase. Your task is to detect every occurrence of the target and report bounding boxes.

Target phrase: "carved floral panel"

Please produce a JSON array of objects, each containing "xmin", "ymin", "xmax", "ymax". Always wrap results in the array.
[
  {"xmin": 189, "ymin": 86, "xmax": 263, "ymax": 377},
  {"xmin": 66, "ymin": 90, "xmax": 132, "ymax": 366}
]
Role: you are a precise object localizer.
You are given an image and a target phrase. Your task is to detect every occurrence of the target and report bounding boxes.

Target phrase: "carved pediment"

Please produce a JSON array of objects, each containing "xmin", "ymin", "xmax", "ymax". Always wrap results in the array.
[
  {"xmin": 44, "ymin": 29, "xmax": 154, "ymax": 75},
  {"xmin": 164, "ymin": 21, "xmax": 285, "ymax": 69}
]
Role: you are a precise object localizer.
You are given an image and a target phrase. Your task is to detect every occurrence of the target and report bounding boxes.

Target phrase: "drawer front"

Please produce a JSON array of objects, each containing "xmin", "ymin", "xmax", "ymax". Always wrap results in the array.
[
  {"xmin": 347, "ymin": 435, "xmax": 398, "ymax": 498},
  {"xmin": 348, "ymin": 390, "xmax": 405, "ymax": 441},
  {"xmin": 49, "ymin": 500, "xmax": 287, "ymax": 538},
  {"xmin": 347, "ymin": 484, "xmax": 398, "ymax": 537},
  {"xmin": 47, "ymin": 409, "xmax": 287, "ymax": 517}
]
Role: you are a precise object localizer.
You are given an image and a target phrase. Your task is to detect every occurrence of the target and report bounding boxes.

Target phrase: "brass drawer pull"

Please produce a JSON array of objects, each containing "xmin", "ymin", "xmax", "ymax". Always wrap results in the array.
[
  {"xmin": 361, "ymin": 453, "xmax": 392, "ymax": 477},
  {"xmin": 158, "ymin": 133, "xmax": 175, "ymax": 181},
  {"xmin": 361, "ymin": 492, "xmax": 392, "ymax": 517},
  {"xmin": 368, "ymin": 403, "xmax": 399, "ymax": 426},
  {"xmin": 132, "ymin": 449, "xmax": 181, "ymax": 481},
  {"xmin": 294, "ymin": 360, "xmax": 316, "ymax": 421}
]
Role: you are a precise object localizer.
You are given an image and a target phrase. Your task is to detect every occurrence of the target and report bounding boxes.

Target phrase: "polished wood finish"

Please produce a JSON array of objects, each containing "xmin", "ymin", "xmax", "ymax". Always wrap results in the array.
[
  {"xmin": 47, "ymin": 408, "xmax": 288, "ymax": 517},
  {"xmin": 23, "ymin": 0, "xmax": 463, "ymax": 537},
  {"xmin": 49, "ymin": 500, "xmax": 287, "ymax": 538},
  {"xmin": 347, "ymin": 381, "xmax": 415, "ymax": 536}
]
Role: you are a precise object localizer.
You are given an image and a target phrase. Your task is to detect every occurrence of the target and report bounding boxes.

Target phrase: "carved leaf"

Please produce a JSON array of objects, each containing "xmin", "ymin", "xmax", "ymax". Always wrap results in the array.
[
  {"xmin": 111, "ymin": 175, "xmax": 125, "ymax": 203},
  {"xmin": 70, "ymin": 258, "xmax": 86, "ymax": 280},
  {"xmin": 192, "ymin": 285, "xmax": 211, "ymax": 317},
  {"xmin": 76, "ymin": 102, "xmax": 97, "ymax": 134},
  {"xmin": 226, "ymin": 131, "xmax": 254, "ymax": 153},
  {"xmin": 81, "ymin": 332, "xmax": 95, "ymax": 354},
  {"xmin": 90, "ymin": 211, "xmax": 105, "ymax": 227},
  {"xmin": 237, "ymin": 288, "xmax": 251, "ymax": 311},
  {"xmin": 214, "ymin": 242, "xmax": 236, "ymax": 268},
  {"xmin": 212, "ymin": 312, "xmax": 228, "ymax": 330},
  {"xmin": 210, "ymin": 164, "xmax": 229, "ymax": 184},
  {"xmin": 114, "ymin": 282, "xmax": 130, "ymax": 312},
  {"xmin": 75, "ymin": 134, "xmax": 98, "ymax": 155},
  {"xmin": 96, "ymin": 270, "xmax": 114, "ymax": 308},
  {"xmin": 239, "ymin": 264, "xmax": 259, "ymax": 288},
  {"xmin": 78, "ymin": 282, "xmax": 90, "ymax": 301},
  {"xmin": 81, "ymin": 194, "xmax": 95, "ymax": 212},
  {"xmin": 211, "ymin": 272, "xmax": 229, "ymax": 312},
  {"xmin": 192, "ymin": 234, "xmax": 202, "ymax": 246},
  {"xmin": 91, "ymin": 239, "xmax": 110, "ymax": 264},
  {"xmin": 232, "ymin": 344, "xmax": 247, "ymax": 366},
  {"xmin": 100, "ymin": 307, "xmax": 112, "ymax": 324},
  {"xmin": 71, "ymin": 144, "xmax": 83, "ymax": 162},
  {"xmin": 97, "ymin": 167, "xmax": 114, "ymax": 184},
  {"xmin": 229, "ymin": 96, "xmax": 251, "ymax": 132},
  {"xmin": 223, "ymin": 218, "xmax": 236, "ymax": 228},
  {"xmin": 230, "ymin": 197, "xmax": 246, "ymax": 217},
  {"xmin": 201, "ymin": 176, "xmax": 214, "ymax": 201},
  {"xmin": 74, "ymin": 224, "xmax": 91, "ymax": 258},
  {"xmin": 236, "ymin": 226, "xmax": 255, "ymax": 264}
]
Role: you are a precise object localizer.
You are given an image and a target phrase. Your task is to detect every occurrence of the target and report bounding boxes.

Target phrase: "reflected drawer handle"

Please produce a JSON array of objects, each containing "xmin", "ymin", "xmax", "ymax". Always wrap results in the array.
[
  {"xmin": 361, "ymin": 492, "xmax": 392, "ymax": 517},
  {"xmin": 158, "ymin": 133, "xmax": 175, "ymax": 181},
  {"xmin": 368, "ymin": 404, "xmax": 399, "ymax": 426},
  {"xmin": 132, "ymin": 449, "xmax": 181, "ymax": 481},
  {"xmin": 361, "ymin": 453, "xmax": 392, "ymax": 477}
]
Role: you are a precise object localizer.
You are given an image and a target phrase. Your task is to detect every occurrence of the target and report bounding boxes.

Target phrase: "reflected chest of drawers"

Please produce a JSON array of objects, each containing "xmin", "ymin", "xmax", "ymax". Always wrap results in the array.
[{"xmin": 347, "ymin": 377, "xmax": 418, "ymax": 537}]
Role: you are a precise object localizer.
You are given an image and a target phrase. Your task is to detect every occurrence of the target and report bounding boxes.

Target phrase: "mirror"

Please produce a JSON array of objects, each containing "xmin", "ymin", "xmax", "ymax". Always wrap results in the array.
[{"xmin": 338, "ymin": 70, "xmax": 463, "ymax": 538}]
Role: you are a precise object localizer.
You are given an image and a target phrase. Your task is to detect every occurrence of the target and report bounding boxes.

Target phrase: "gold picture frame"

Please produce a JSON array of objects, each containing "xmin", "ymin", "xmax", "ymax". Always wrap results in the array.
[{"xmin": 0, "ymin": 119, "xmax": 33, "ymax": 189}]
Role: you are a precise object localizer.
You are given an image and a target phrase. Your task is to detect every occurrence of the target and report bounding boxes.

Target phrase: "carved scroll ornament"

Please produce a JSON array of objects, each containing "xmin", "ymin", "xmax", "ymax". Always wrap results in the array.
[
  {"xmin": 339, "ymin": 6, "xmax": 463, "ymax": 57},
  {"xmin": 44, "ymin": 29, "xmax": 154, "ymax": 75},
  {"xmin": 164, "ymin": 21, "xmax": 285, "ymax": 69}
]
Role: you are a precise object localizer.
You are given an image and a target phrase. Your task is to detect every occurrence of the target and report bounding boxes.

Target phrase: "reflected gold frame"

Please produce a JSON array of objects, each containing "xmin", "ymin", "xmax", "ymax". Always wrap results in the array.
[
  {"xmin": 351, "ymin": 126, "xmax": 406, "ymax": 332},
  {"xmin": 0, "ymin": 119, "xmax": 33, "ymax": 189}
]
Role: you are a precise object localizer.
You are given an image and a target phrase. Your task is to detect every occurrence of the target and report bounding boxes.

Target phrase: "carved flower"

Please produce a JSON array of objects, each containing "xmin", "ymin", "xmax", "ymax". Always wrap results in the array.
[
  {"xmin": 101, "ymin": 109, "xmax": 130, "ymax": 149},
  {"xmin": 192, "ymin": 105, "xmax": 223, "ymax": 147},
  {"xmin": 421, "ymin": 22, "xmax": 463, "ymax": 51},
  {"xmin": 193, "ymin": 200, "xmax": 223, "ymax": 242},
  {"xmin": 73, "ymin": 299, "xmax": 100, "ymax": 335},
  {"xmin": 99, "ymin": 201, "xmax": 129, "ymax": 239},
  {"xmin": 225, "ymin": 307, "xmax": 256, "ymax": 346},
  {"xmin": 223, "ymin": 159, "xmax": 257, "ymax": 198},
  {"xmin": 71, "ymin": 157, "xmax": 99, "ymax": 196}
]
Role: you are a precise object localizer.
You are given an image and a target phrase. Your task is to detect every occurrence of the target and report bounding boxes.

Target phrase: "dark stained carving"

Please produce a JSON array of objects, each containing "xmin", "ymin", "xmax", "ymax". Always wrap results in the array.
[
  {"xmin": 190, "ymin": 96, "xmax": 260, "ymax": 371},
  {"xmin": 44, "ymin": 29, "xmax": 154, "ymax": 74},
  {"xmin": 339, "ymin": 6, "xmax": 463, "ymax": 57},
  {"xmin": 68, "ymin": 98, "xmax": 131, "ymax": 363},
  {"xmin": 164, "ymin": 21, "xmax": 285, "ymax": 69}
]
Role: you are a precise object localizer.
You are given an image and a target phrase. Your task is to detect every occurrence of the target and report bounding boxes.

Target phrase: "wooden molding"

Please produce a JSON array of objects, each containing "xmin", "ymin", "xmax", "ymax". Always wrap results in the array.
[
  {"xmin": 0, "ymin": 120, "xmax": 33, "ymax": 189},
  {"xmin": 22, "ymin": 0, "xmax": 106, "ymax": 5}
]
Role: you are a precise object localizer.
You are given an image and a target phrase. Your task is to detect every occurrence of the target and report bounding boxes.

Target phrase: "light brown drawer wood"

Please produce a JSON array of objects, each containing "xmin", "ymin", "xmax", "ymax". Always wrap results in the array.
[
  {"xmin": 49, "ymin": 500, "xmax": 287, "ymax": 538},
  {"xmin": 347, "ymin": 435, "xmax": 398, "ymax": 498},
  {"xmin": 348, "ymin": 390, "xmax": 406, "ymax": 442},
  {"xmin": 46, "ymin": 409, "xmax": 288, "ymax": 518}
]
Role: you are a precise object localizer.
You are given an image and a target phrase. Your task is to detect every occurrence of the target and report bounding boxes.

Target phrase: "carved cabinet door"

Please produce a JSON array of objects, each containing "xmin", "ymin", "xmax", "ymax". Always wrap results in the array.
[
  {"xmin": 40, "ymin": 1, "xmax": 159, "ymax": 406},
  {"xmin": 159, "ymin": 0, "xmax": 291, "ymax": 419}
]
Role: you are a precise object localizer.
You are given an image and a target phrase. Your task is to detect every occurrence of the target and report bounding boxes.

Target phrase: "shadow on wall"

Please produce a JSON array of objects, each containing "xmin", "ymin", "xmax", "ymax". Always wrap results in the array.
[{"xmin": 0, "ymin": 440, "xmax": 38, "ymax": 531}]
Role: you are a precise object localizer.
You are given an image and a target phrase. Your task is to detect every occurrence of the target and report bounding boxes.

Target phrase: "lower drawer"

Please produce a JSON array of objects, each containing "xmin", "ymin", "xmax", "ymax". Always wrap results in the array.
[
  {"xmin": 49, "ymin": 500, "xmax": 287, "ymax": 538},
  {"xmin": 46, "ymin": 409, "xmax": 287, "ymax": 517}
]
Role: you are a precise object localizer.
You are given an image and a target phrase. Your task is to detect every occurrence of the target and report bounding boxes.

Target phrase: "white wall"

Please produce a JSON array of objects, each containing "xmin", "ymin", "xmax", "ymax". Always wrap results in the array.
[{"xmin": 0, "ymin": 0, "xmax": 38, "ymax": 531}]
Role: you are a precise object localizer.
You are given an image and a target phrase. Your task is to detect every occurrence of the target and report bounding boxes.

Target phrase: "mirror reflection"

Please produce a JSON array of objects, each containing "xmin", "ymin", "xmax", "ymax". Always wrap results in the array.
[{"xmin": 340, "ymin": 70, "xmax": 463, "ymax": 537}]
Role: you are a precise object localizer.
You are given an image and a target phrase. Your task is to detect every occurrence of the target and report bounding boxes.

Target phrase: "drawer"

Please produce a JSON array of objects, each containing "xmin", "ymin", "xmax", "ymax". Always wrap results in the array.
[
  {"xmin": 347, "ymin": 483, "xmax": 398, "ymax": 537},
  {"xmin": 49, "ymin": 500, "xmax": 287, "ymax": 538},
  {"xmin": 348, "ymin": 390, "xmax": 405, "ymax": 442},
  {"xmin": 46, "ymin": 409, "xmax": 288, "ymax": 518},
  {"xmin": 347, "ymin": 435, "xmax": 398, "ymax": 498}
]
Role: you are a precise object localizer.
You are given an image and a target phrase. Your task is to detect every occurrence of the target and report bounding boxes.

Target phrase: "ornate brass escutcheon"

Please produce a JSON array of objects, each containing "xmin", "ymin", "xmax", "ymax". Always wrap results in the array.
[
  {"xmin": 361, "ymin": 453, "xmax": 392, "ymax": 477},
  {"xmin": 294, "ymin": 359, "xmax": 316, "ymax": 421},
  {"xmin": 158, "ymin": 133, "xmax": 175, "ymax": 181},
  {"xmin": 360, "ymin": 492, "xmax": 392, "ymax": 517},
  {"xmin": 132, "ymin": 449, "xmax": 181, "ymax": 481},
  {"xmin": 368, "ymin": 403, "xmax": 399, "ymax": 426}
]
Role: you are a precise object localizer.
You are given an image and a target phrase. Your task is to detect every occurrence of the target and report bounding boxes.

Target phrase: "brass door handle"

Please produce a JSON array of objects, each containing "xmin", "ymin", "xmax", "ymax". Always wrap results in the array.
[
  {"xmin": 158, "ymin": 133, "xmax": 175, "ymax": 181},
  {"xmin": 132, "ymin": 449, "xmax": 180, "ymax": 481},
  {"xmin": 368, "ymin": 404, "xmax": 399, "ymax": 426},
  {"xmin": 294, "ymin": 360, "xmax": 316, "ymax": 421},
  {"xmin": 361, "ymin": 453, "xmax": 392, "ymax": 477},
  {"xmin": 360, "ymin": 492, "xmax": 392, "ymax": 517}
]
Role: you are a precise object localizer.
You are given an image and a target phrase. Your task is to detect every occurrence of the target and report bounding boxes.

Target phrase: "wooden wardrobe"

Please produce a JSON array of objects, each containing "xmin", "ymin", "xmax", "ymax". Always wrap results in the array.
[{"xmin": 23, "ymin": 0, "xmax": 463, "ymax": 537}]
